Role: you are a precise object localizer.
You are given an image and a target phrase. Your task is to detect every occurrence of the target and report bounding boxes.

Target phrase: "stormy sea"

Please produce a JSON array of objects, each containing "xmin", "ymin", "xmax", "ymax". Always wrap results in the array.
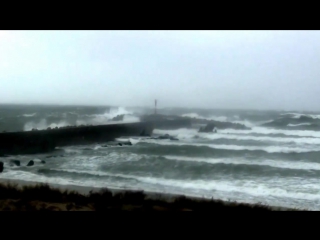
[{"xmin": 1, "ymin": 104, "xmax": 320, "ymax": 210}]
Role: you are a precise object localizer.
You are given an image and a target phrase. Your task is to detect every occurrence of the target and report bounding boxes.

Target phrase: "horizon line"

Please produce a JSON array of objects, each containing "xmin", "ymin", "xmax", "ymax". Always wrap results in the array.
[{"xmin": 0, "ymin": 102, "xmax": 318, "ymax": 113}]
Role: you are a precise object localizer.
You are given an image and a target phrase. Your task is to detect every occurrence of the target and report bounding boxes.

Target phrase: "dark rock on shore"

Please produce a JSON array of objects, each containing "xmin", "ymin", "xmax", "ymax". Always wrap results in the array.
[
  {"xmin": 27, "ymin": 160, "xmax": 34, "ymax": 167},
  {"xmin": 0, "ymin": 162, "xmax": 3, "ymax": 173},
  {"xmin": 41, "ymin": 160, "xmax": 46, "ymax": 164},
  {"xmin": 10, "ymin": 160, "xmax": 20, "ymax": 166}
]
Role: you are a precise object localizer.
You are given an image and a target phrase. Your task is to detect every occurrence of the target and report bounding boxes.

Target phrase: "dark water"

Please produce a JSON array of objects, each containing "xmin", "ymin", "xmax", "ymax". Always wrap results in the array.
[{"xmin": 1, "ymin": 104, "xmax": 320, "ymax": 210}]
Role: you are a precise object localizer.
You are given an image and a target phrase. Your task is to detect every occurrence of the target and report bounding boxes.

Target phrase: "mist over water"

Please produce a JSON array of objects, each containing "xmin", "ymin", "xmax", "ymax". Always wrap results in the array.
[{"xmin": 0, "ymin": 105, "xmax": 140, "ymax": 132}]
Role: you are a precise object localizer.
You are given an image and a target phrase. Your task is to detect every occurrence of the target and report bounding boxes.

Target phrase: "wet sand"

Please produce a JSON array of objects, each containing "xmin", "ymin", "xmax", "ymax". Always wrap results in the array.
[{"xmin": 0, "ymin": 179, "xmax": 303, "ymax": 211}]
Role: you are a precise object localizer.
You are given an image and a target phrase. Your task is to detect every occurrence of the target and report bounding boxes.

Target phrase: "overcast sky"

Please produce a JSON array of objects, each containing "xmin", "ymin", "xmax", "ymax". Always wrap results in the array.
[{"xmin": 0, "ymin": 30, "xmax": 319, "ymax": 111}]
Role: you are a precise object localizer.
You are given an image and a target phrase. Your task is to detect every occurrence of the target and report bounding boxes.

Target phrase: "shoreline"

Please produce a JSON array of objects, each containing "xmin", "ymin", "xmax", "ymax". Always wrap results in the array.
[{"xmin": 0, "ymin": 179, "xmax": 302, "ymax": 211}]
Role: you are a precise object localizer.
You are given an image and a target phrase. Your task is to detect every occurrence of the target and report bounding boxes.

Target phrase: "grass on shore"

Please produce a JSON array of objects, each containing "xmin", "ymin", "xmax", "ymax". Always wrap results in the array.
[{"xmin": 0, "ymin": 183, "xmax": 302, "ymax": 211}]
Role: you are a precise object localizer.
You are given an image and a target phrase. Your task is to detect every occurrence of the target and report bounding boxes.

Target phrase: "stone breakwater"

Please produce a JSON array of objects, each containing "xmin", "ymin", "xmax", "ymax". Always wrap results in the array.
[{"xmin": 0, "ymin": 122, "xmax": 154, "ymax": 155}]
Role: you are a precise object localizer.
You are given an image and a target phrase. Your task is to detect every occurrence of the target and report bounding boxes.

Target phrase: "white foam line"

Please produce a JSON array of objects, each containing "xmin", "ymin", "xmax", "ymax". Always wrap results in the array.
[
  {"xmin": 281, "ymin": 112, "xmax": 320, "ymax": 120},
  {"xmin": 0, "ymin": 170, "xmax": 126, "ymax": 189},
  {"xmin": 219, "ymin": 127, "xmax": 320, "ymax": 138},
  {"xmin": 201, "ymin": 133, "xmax": 320, "ymax": 145},
  {"xmin": 0, "ymin": 170, "xmax": 77, "ymax": 186},
  {"xmin": 40, "ymin": 169, "xmax": 320, "ymax": 201},
  {"xmin": 288, "ymin": 123, "xmax": 312, "ymax": 127},
  {"xmin": 154, "ymin": 127, "xmax": 320, "ymax": 139},
  {"xmin": 164, "ymin": 155, "xmax": 320, "ymax": 171},
  {"xmin": 139, "ymin": 139, "xmax": 319, "ymax": 153},
  {"xmin": 2, "ymin": 168, "xmax": 320, "ymax": 203},
  {"xmin": 22, "ymin": 113, "xmax": 37, "ymax": 117}
]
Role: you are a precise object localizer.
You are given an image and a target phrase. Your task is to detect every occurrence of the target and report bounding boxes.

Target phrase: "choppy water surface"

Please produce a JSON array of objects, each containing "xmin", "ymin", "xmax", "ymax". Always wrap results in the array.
[{"xmin": 1, "ymin": 104, "xmax": 320, "ymax": 210}]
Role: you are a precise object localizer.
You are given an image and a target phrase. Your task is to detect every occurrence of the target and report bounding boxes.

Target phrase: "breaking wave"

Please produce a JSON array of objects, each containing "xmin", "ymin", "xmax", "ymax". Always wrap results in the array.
[
  {"xmin": 281, "ymin": 112, "xmax": 320, "ymax": 120},
  {"xmin": 23, "ymin": 107, "xmax": 140, "ymax": 131},
  {"xmin": 287, "ymin": 123, "xmax": 312, "ymax": 127},
  {"xmin": 181, "ymin": 113, "xmax": 228, "ymax": 122},
  {"xmin": 164, "ymin": 155, "xmax": 320, "ymax": 171},
  {"xmin": 24, "ymin": 119, "xmax": 71, "ymax": 131},
  {"xmin": 153, "ymin": 127, "xmax": 320, "ymax": 139},
  {"xmin": 5, "ymin": 105, "xmax": 320, "ymax": 210},
  {"xmin": 181, "ymin": 112, "xmax": 268, "ymax": 128},
  {"xmin": 138, "ymin": 140, "xmax": 319, "ymax": 153},
  {"xmin": 22, "ymin": 113, "xmax": 37, "ymax": 117}
]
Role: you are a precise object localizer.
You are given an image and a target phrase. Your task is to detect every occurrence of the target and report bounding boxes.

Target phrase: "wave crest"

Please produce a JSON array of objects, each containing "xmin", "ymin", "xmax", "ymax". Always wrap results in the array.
[{"xmin": 22, "ymin": 107, "xmax": 140, "ymax": 131}]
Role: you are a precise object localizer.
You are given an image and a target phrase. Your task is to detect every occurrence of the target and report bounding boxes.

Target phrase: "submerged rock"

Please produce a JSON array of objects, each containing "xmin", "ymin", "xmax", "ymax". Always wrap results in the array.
[
  {"xmin": 45, "ymin": 154, "xmax": 63, "ymax": 159},
  {"xmin": 170, "ymin": 137, "xmax": 179, "ymax": 141},
  {"xmin": 158, "ymin": 134, "xmax": 171, "ymax": 140},
  {"xmin": 152, "ymin": 134, "xmax": 179, "ymax": 141},
  {"xmin": 105, "ymin": 141, "xmax": 133, "ymax": 147},
  {"xmin": 112, "ymin": 114, "xmax": 125, "ymax": 121},
  {"xmin": 26, "ymin": 160, "xmax": 34, "ymax": 167},
  {"xmin": 199, "ymin": 122, "xmax": 216, "ymax": 133},
  {"xmin": 10, "ymin": 160, "xmax": 20, "ymax": 166},
  {"xmin": 31, "ymin": 159, "xmax": 46, "ymax": 164},
  {"xmin": 140, "ymin": 129, "xmax": 151, "ymax": 137},
  {"xmin": 118, "ymin": 141, "xmax": 132, "ymax": 146},
  {"xmin": 0, "ymin": 162, "xmax": 3, "ymax": 173}
]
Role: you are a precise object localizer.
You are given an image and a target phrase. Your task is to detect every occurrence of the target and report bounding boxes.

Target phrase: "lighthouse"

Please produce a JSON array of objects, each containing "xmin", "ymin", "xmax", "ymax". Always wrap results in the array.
[{"xmin": 154, "ymin": 99, "xmax": 157, "ymax": 115}]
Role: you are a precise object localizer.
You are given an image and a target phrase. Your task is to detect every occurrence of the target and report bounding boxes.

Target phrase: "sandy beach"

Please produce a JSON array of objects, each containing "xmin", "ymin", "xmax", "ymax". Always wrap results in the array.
[{"xmin": 0, "ymin": 178, "xmax": 301, "ymax": 211}]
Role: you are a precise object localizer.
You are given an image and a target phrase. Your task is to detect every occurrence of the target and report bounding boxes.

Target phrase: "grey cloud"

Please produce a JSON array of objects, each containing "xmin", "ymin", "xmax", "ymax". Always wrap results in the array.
[{"xmin": 0, "ymin": 30, "xmax": 320, "ymax": 111}]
